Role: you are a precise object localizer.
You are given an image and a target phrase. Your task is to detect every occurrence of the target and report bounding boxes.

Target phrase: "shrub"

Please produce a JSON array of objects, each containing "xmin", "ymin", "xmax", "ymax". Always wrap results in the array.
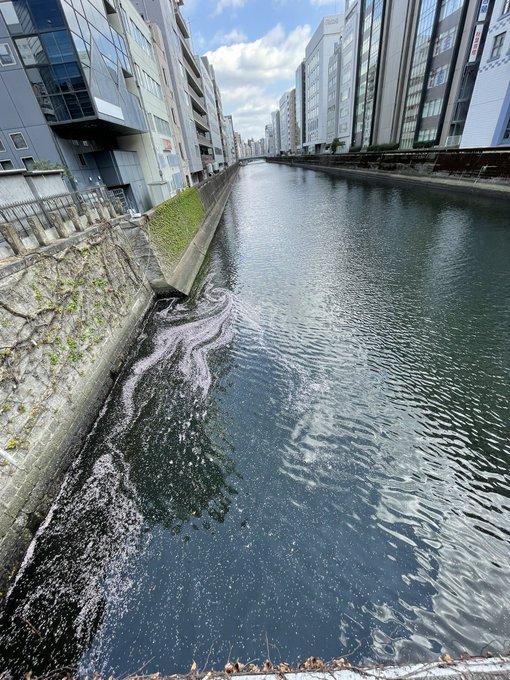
[
  {"xmin": 413, "ymin": 140, "xmax": 436, "ymax": 149},
  {"xmin": 367, "ymin": 143, "xmax": 400, "ymax": 152}
]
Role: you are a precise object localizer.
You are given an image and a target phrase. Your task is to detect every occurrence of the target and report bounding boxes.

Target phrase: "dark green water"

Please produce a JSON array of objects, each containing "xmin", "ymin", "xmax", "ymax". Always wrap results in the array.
[{"xmin": 1, "ymin": 163, "xmax": 510, "ymax": 676}]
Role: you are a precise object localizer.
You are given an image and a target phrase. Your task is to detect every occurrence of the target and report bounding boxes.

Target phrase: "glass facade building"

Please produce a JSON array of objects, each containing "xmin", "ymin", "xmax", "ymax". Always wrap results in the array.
[
  {"xmin": 352, "ymin": 0, "xmax": 386, "ymax": 148},
  {"xmin": 0, "ymin": 0, "xmax": 143, "ymax": 130}
]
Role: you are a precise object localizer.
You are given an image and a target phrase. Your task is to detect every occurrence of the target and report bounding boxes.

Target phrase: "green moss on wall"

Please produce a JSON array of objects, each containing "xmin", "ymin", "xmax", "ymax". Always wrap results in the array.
[{"xmin": 148, "ymin": 188, "xmax": 205, "ymax": 271}]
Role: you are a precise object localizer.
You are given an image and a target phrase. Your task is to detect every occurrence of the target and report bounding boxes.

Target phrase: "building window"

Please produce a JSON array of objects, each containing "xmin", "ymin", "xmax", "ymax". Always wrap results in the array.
[
  {"xmin": 0, "ymin": 43, "xmax": 15, "ymax": 66},
  {"xmin": 490, "ymin": 32, "xmax": 506, "ymax": 60},
  {"xmin": 0, "ymin": 159, "xmax": 15, "ymax": 170},
  {"xmin": 428, "ymin": 64, "xmax": 449, "ymax": 88},
  {"xmin": 0, "ymin": 139, "xmax": 5, "ymax": 153},
  {"xmin": 503, "ymin": 0, "xmax": 510, "ymax": 16},
  {"xmin": 10, "ymin": 132, "xmax": 28, "ymax": 150},
  {"xmin": 422, "ymin": 98, "xmax": 443, "ymax": 117},
  {"xmin": 21, "ymin": 156, "xmax": 35, "ymax": 171},
  {"xmin": 78, "ymin": 153, "xmax": 87, "ymax": 166}
]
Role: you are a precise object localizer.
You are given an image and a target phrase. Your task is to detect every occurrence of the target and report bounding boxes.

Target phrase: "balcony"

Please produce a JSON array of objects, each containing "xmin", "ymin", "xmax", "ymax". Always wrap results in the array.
[
  {"xmin": 175, "ymin": 5, "xmax": 190, "ymax": 39},
  {"xmin": 189, "ymin": 88, "xmax": 207, "ymax": 116},
  {"xmin": 197, "ymin": 132, "xmax": 212, "ymax": 148},
  {"xmin": 193, "ymin": 110, "xmax": 209, "ymax": 133},
  {"xmin": 201, "ymin": 154, "xmax": 214, "ymax": 165},
  {"xmin": 185, "ymin": 60, "xmax": 203, "ymax": 97},
  {"xmin": 180, "ymin": 35, "xmax": 201, "ymax": 79}
]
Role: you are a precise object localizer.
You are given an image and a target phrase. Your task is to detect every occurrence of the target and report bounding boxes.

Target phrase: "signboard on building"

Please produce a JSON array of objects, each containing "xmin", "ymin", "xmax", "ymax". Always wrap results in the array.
[
  {"xmin": 468, "ymin": 24, "xmax": 484, "ymax": 62},
  {"xmin": 162, "ymin": 138, "xmax": 173, "ymax": 151},
  {"xmin": 478, "ymin": 0, "xmax": 489, "ymax": 21}
]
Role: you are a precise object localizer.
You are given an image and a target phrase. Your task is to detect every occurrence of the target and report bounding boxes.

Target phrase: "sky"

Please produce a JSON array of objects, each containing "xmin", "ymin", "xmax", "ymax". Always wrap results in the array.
[{"xmin": 181, "ymin": 0, "xmax": 345, "ymax": 141}]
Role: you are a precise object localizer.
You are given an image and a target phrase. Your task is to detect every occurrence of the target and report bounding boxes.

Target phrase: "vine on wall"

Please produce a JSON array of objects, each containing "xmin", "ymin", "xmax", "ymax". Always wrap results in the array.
[{"xmin": 0, "ymin": 226, "xmax": 145, "ymax": 463}]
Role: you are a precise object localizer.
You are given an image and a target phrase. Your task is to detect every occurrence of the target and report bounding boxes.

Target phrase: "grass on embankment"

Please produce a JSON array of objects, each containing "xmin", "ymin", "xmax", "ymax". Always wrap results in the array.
[{"xmin": 147, "ymin": 188, "xmax": 205, "ymax": 272}]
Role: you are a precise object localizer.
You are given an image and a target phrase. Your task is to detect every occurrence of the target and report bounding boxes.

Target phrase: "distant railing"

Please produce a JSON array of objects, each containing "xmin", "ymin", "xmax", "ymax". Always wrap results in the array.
[{"xmin": 0, "ymin": 186, "xmax": 127, "ymax": 259}]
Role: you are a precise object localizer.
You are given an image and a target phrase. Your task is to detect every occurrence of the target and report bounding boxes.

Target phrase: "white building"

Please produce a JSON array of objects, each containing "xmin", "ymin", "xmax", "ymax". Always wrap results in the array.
[
  {"xmin": 304, "ymin": 14, "xmax": 343, "ymax": 153},
  {"xmin": 265, "ymin": 123, "xmax": 275, "ymax": 155},
  {"xmin": 279, "ymin": 89, "xmax": 297, "ymax": 153},
  {"xmin": 461, "ymin": 0, "xmax": 510, "ymax": 147},
  {"xmin": 199, "ymin": 57, "xmax": 224, "ymax": 173},
  {"xmin": 337, "ymin": 1, "xmax": 359, "ymax": 151},
  {"xmin": 224, "ymin": 115, "xmax": 236, "ymax": 164},
  {"xmin": 117, "ymin": 0, "xmax": 185, "ymax": 205},
  {"xmin": 326, "ymin": 43, "xmax": 341, "ymax": 144},
  {"xmin": 295, "ymin": 62, "xmax": 306, "ymax": 152}
]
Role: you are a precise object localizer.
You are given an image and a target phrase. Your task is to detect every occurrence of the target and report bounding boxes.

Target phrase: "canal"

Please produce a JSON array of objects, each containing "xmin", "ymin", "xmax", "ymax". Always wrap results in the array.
[{"xmin": 1, "ymin": 162, "xmax": 509, "ymax": 676}]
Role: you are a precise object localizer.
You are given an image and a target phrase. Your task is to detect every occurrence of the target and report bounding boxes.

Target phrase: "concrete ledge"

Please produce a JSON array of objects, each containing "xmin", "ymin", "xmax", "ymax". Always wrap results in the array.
[{"xmin": 167, "ymin": 171, "xmax": 238, "ymax": 295}]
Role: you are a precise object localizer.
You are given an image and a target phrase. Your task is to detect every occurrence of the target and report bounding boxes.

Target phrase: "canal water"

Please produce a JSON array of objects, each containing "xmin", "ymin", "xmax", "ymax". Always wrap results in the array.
[{"xmin": 1, "ymin": 163, "xmax": 509, "ymax": 676}]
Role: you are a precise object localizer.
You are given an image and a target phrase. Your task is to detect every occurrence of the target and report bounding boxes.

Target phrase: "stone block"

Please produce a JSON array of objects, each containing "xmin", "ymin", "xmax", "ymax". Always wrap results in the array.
[
  {"xmin": 27, "ymin": 215, "xmax": 52, "ymax": 246},
  {"xmin": 66, "ymin": 205, "xmax": 84, "ymax": 232},
  {"xmin": 0, "ymin": 222, "xmax": 27, "ymax": 255},
  {"xmin": 48, "ymin": 211, "xmax": 68, "ymax": 239}
]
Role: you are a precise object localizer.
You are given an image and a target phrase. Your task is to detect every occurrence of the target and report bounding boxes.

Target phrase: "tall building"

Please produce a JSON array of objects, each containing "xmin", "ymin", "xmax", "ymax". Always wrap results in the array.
[
  {"xmin": 199, "ymin": 56, "xmax": 224, "ymax": 173},
  {"xmin": 337, "ymin": 0, "xmax": 360, "ymax": 150},
  {"xmin": 326, "ymin": 42, "xmax": 341, "ymax": 143},
  {"xmin": 398, "ymin": 0, "xmax": 491, "ymax": 149},
  {"xmin": 265, "ymin": 123, "xmax": 275, "ymax": 155},
  {"xmin": 352, "ymin": 1, "xmax": 386, "ymax": 148},
  {"xmin": 149, "ymin": 21, "xmax": 191, "ymax": 187},
  {"xmin": 443, "ymin": 0, "xmax": 496, "ymax": 146},
  {"xmin": 271, "ymin": 109, "xmax": 281, "ymax": 154},
  {"xmin": 117, "ymin": 0, "xmax": 186, "ymax": 203},
  {"xmin": 224, "ymin": 114, "xmax": 236, "ymax": 162},
  {"xmin": 295, "ymin": 61, "xmax": 306, "ymax": 151},
  {"xmin": 279, "ymin": 88, "xmax": 297, "ymax": 153},
  {"xmin": 0, "ymin": 0, "xmax": 155, "ymax": 209},
  {"xmin": 133, "ymin": 0, "xmax": 209, "ymax": 183},
  {"xmin": 304, "ymin": 15, "xmax": 343, "ymax": 153},
  {"xmin": 461, "ymin": 0, "xmax": 510, "ymax": 147},
  {"xmin": 233, "ymin": 130, "xmax": 242, "ymax": 159}
]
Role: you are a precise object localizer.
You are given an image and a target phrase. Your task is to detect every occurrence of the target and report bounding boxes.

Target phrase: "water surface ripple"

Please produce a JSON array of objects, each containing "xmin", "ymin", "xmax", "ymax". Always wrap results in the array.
[{"xmin": 1, "ymin": 163, "xmax": 509, "ymax": 676}]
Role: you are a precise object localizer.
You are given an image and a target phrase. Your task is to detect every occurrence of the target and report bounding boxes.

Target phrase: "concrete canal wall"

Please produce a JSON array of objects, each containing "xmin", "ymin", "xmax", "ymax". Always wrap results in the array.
[
  {"xmin": 267, "ymin": 149, "xmax": 510, "ymax": 197},
  {"xmin": 121, "ymin": 163, "xmax": 240, "ymax": 295},
  {"xmin": 0, "ymin": 166, "xmax": 238, "ymax": 591}
]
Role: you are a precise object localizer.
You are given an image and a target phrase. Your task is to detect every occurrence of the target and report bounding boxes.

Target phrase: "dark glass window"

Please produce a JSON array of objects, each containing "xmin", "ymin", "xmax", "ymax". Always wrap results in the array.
[
  {"xmin": 8, "ymin": 0, "xmax": 65, "ymax": 33},
  {"xmin": 21, "ymin": 156, "xmax": 35, "ymax": 170},
  {"xmin": 0, "ymin": 42, "xmax": 16, "ymax": 65},
  {"xmin": 0, "ymin": 159, "xmax": 15, "ymax": 170},
  {"xmin": 10, "ymin": 132, "xmax": 28, "ymax": 149},
  {"xmin": 0, "ymin": 138, "xmax": 5, "ymax": 152},
  {"xmin": 41, "ymin": 31, "xmax": 75, "ymax": 63},
  {"xmin": 490, "ymin": 32, "xmax": 506, "ymax": 59}
]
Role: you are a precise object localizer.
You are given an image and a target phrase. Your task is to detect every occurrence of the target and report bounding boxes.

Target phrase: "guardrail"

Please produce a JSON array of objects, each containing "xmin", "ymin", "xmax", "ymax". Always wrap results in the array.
[{"xmin": 0, "ymin": 186, "xmax": 126, "ymax": 259}]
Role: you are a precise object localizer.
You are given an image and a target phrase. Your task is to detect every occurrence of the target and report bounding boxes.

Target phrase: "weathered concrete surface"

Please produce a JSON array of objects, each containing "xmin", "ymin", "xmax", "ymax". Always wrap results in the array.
[
  {"xmin": 121, "ymin": 165, "xmax": 239, "ymax": 297},
  {"xmin": 268, "ymin": 157, "xmax": 510, "ymax": 198},
  {"xmin": 168, "ymin": 165, "xmax": 239, "ymax": 295},
  {"xmin": 0, "ymin": 222, "xmax": 154, "ymax": 592}
]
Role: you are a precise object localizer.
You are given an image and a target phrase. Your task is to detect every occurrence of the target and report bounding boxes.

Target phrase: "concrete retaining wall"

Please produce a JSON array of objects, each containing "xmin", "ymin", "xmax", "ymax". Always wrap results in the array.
[
  {"xmin": 122, "ymin": 164, "xmax": 239, "ymax": 296},
  {"xmin": 0, "ymin": 222, "xmax": 154, "ymax": 591},
  {"xmin": 267, "ymin": 152, "xmax": 510, "ymax": 197}
]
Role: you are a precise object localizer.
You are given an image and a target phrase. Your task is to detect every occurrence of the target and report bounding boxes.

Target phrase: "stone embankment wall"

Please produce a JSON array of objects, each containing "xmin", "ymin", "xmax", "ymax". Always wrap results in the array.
[
  {"xmin": 0, "ymin": 223, "xmax": 153, "ymax": 590},
  {"xmin": 0, "ymin": 166, "xmax": 238, "ymax": 591},
  {"xmin": 268, "ymin": 149, "xmax": 510, "ymax": 195}
]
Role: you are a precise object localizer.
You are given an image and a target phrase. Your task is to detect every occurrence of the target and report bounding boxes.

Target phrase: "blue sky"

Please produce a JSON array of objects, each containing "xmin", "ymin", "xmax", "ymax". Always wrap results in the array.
[{"xmin": 181, "ymin": 0, "xmax": 345, "ymax": 140}]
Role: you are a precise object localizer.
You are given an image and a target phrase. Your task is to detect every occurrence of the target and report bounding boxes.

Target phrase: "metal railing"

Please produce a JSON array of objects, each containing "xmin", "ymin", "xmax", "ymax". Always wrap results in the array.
[{"xmin": 0, "ymin": 186, "xmax": 119, "ymax": 252}]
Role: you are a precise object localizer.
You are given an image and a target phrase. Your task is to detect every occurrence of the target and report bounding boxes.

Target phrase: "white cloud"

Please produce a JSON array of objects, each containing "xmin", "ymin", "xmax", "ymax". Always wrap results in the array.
[
  {"xmin": 206, "ymin": 23, "xmax": 311, "ymax": 139},
  {"xmin": 213, "ymin": 0, "xmax": 247, "ymax": 16},
  {"xmin": 310, "ymin": 0, "xmax": 341, "ymax": 5},
  {"xmin": 213, "ymin": 28, "xmax": 248, "ymax": 46}
]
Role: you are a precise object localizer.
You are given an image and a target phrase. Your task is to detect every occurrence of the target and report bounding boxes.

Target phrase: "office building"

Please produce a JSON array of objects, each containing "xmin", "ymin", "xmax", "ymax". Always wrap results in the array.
[
  {"xmin": 279, "ymin": 88, "xmax": 297, "ymax": 153},
  {"xmin": 271, "ymin": 109, "xmax": 281, "ymax": 154},
  {"xmin": 199, "ymin": 56, "xmax": 224, "ymax": 173},
  {"xmin": 326, "ymin": 42, "xmax": 341, "ymax": 143},
  {"xmin": 304, "ymin": 15, "xmax": 343, "ymax": 153},
  {"xmin": 295, "ymin": 61, "xmax": 306, "ymax": 151},
  {"xmin": 461, "ymin": 0, "xmax": 510, "ymax": 147},
  {"xmin": 0, "ymin": 0, "xmax": 154, "ymax": 209}
]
